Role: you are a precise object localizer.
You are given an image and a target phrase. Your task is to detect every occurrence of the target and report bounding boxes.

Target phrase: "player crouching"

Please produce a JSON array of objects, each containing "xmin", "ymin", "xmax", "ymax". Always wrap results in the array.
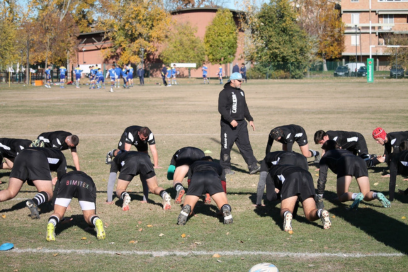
[
  {"xmin": 46, "ymin": 171, "xmax": 106, "ymax": 241},
  {"xmin": 177, "ymin": 156, "xmax": 232, "ymax": 225}
]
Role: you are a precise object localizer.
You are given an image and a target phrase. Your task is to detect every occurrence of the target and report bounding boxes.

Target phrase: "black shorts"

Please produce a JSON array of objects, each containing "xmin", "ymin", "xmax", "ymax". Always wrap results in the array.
[
  {"xmin": 337, "ymin": 156, "xmax": 368, "ymax": 178},
  {"xmin": 295, "ymin": 127, "xmax": 308, "ymax": 147},
  {"xmin": 10, "ymin": 149, "xmax": 52, "ymax": 185},
  {"xmin": 174, "ymin": 148, "xmax": 205, "ymax": 167},
  {"xmin": 187, "ymin": 170, "xmax": 224, "ymax": 196},
  {"xmin": 56, "ymin": 172, "xmax": 96, "ymax": 202},
  {"xmin": 118, "ymin": 157, "xmax": 155, "ymax": 181},
  {"xmin": 117, "ymin": 133, "xmax": 148, "ymax": 152},
  {"xmin": 281, "ymin": 170, "xmax": 315, "ymax": 202}
]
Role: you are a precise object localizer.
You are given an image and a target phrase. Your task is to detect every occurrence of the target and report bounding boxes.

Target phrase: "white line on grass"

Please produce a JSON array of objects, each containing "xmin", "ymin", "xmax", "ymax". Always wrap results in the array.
[{"xmin": 10, "ymin": 248, "xmax": 405, "ymax": 258}]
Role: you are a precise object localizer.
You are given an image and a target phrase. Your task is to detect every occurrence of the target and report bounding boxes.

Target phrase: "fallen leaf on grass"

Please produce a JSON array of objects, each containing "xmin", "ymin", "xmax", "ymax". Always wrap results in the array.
[
  {"xmin": 181, "ymin": 233, "xmax": 186, "ymax": 238},
  {"xmin": 159, "ymin": 233, "xmax": 164, "ymax": 237},
  {"xmin": 217, "ymin": 260, "xmax": 222, "ymax": 263},
  {"xmin": 402, "ymin": 216, "xmax": 406, "ymax": 220},
  {"xmin": 373, "ymin": 183, "xmax": 379, "ymax": 186},
  {"xmin": 37, "ymin": 247, "xmax": 42, "ymax": 250},
  {"xmin": 332, "ymin": 215, "xmax": 336, "ymax": 218},
  {"xmin": 1, "ymin": 215, "xmax": 5, "ymax": 219},
  {"xmin": 53, "ymin": 253, "xmax": 58, "ymax": 257},
  {"xmin": 147, "ymin": 225, "xmax": 153, "ymax": 227},
  {"xmin": 129, "ymin": 240, "xmax": 136, "ymax": 244},
  {"xmin": 138, "ymin": 221, "xmax": 142, "ymax": 224},
  {"xmin": 81, "ymin": 237, "xmax": 87, "ymax": 240},
  {"xmin": 288, "ymin": 230, "xmax": 294, "ymax": 235},
  {"xmin": 116, "ymin": 253, "xmax": 121, "ymax": 255},
  {"xmin": 138, "ymin": 228, "xmax": 143, "ymax": 232},
  {"xmin": 194, "ymin": 242, "xmax": 201, "ymax": 245},
  {"xmin": 212, "ymin": 254, "xmax": 220, "ymax": 258},
  {"xmin": 226, "ymin": 232, "xmax": 229, "ymax": 235}
]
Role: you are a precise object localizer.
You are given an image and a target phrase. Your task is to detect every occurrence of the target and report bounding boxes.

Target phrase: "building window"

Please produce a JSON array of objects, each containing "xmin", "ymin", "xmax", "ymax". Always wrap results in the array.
[
  {"xmin": 351, "ymin": 35, "xmax": 360, "ymax": 46},
  {"xmin": 351, "ymin": 0, "xmax": 358, "ymax": 2},
  {"xmin": 382, "ymin": 14, "xmax": 394, "ymax": 30},
  {"xmin": 351, "ymin": 13, "xmax": 359, "ymax": 25},
  {"xmin": 379, "ymin": 0, "xmax": 408, "ymax": 2}
]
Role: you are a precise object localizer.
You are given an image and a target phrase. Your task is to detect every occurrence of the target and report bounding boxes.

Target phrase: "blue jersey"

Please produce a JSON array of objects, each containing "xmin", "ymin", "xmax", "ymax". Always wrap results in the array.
[
  {"xmin": 96, "ymin": 70, "xmax": 103, "ymax": 77},
  {"xmin": 108, "ymin": 69, "xmax": 116, "ymax": 79},
  {"xmin": 74, "ymin": 68, "xmax": 83, "ymax": 76},
  {"xmin": 202, "ymin": 66, "xmax": 208, "ymax": 76},
  {"xmin": 218, "ymin": 66, "xmax": 222, "ymax": 76},
  {"xmin": 59, "ymin": 67, "xmax": 66, "ymax": 78},
  {"xmin": 127, "ymin": 67, "xmax": 133, "ymax": 75},
  {"xmin": 115, "ymin": 67, "xmax": 122, "ymax": 78},
  {"xmin": 121, "ymin": 69, "xmax": 127, "ymax": 78},
  {"xmin": 45, "ymin": 69, "xmax": 51, "ymax": 75},
  {"xmin": 167, "ymin": 69, "xmax": 171, "ymax": 78},
  {"xmin": 172, "ymin": 68, "xmax": 176, "ymax": 76},
  {"xmin": 92, "ymin": 68, "xmax": 98, "ymax": 75}
]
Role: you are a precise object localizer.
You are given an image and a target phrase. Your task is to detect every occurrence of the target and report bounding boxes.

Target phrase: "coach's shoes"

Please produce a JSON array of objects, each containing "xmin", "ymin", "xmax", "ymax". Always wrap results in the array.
[
  {"xmin": 175, "ymin": 188, "xmax": 185, "ymax": 204},
  {"xmin": 315, "ymin": 194, "xmax": 325, "ymax": 210},
  {"xmin": 222, "ymin": 204, "xmax": 233, "ymax": 224},
  {"xmin": 283, "ymin": 211, "xmax": 293, "ymax": 232},
  {"xmin": 95, "ymin": 219, "xmax": 106, "ymax": 240},
  {"xmin": 46, "ymin": 223, "xmax": 56, "ymax": 241},
  {"xmin": 177, "ymin": 204, "xmax": 191, "ymax": 225},
  {"xmin": 320, "ymin": 210, "xmax": 331, "ymax": 230},
  {"xmin": 163, "ymin": 193, "xmax": 172, "ymax": 210},
  {"xmin": 249, "ymin": 164, "xmax": 261, "ymax": 175},
  {"xmin": 122, "ymin": 193, "xmax": 131, "ymax": 211},
  {"xmin": 224, "ymin": 168, "xmax": 235, "ymax": 175},
  {"xmin": 26, "ymin": 200, "xmax": 40, "ymax": 219},
  {"xmin": 350, "ymin": 193, "xmax": 364, "ymax": 210},
  {"xmin": 376, "ymin": 192, "xmax": 391, "ymax": 208}
]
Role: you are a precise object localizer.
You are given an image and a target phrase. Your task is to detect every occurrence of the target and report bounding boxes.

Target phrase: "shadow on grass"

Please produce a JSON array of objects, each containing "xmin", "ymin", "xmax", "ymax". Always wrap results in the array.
[
  {"xmin": 188, "ymin": 201, "xmax": 223, "ymax": 223},
  {"xmin": 324, "ymin": 191, "xmax": 408, "ymax": 255},
  {"xmin": 113, "ymin": 192, "xmax": 163, "ymax": 209},
  {"xmin": 0, "ymin": 200, "xmax": 53, "ymax": 217},
  {"xmin": 54, "ymin": 214, "xmax": 96, "ymax": 237}
]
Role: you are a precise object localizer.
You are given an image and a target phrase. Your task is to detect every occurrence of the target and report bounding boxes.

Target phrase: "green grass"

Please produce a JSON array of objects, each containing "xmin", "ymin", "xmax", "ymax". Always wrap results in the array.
[{"xmin": 1, "ymin": 79, "xmax": 408, "ymax": 271}]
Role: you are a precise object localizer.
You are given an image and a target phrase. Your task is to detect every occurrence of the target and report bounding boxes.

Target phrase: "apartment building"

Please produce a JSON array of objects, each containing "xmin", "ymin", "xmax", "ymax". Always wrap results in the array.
[{"xmin": 341, "ymin": 0, "xmax": 408, "ymax": 69}]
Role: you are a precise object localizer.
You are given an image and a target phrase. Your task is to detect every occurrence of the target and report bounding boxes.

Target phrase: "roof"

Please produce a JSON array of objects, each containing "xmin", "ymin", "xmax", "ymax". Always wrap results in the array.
[{"xmin": 170, "ymin": 7, "xmax": 245, "ymax": 16}]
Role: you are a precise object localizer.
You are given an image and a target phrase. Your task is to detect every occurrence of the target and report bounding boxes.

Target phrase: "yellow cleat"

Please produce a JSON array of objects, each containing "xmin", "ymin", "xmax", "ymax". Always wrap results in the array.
[
  {"xmin": 46, "ymin": 223, "xmax": 55, "ymax": 241},
  {"xmin": 95, "ymin": 219, "xmax": 106, "ymax": 240}
]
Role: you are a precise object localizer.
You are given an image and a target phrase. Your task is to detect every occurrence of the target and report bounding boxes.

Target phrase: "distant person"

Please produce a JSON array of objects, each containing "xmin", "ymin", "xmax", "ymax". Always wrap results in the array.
[
  {"xmin": 202, "ymin": 63, "xmax": 209, "ymax": 84},
  {"xmin": 74, "ymin": 65, "xmax": 83, "ymax": 89},
  {"xmin": 240, "ymin": 63, "xmax": 247, "ymax": 83},
  {"xmin": 217, "ymin": 64, "xmax": 223, "ymax": 84},
  {"xmin": 161, "ymin": 64, "xmax": 167, "ymax": 86},
  {"xmin": 171, "ymin": 64, "xmax": 178, "ymax": 85},
  {"xmin": 127, "ymin": 65, "xmax": 134, "ymax": 87},
  {"xmin": 106, "ymin": 65, "xmax": 117, "ymax": 93},
  {"xmin": 166, "ymin": 66, "xmax": 172, "ymax": 87},
  {"xmin": 114, "ymin": 64, "xmax": 122, "ymax": 89},
  {"xmin": 232, "ymin": 63, "xmax": 239, "ymax": 73},
  {"xmin": 59, "ymin": 66, "xmax": 66, "ymax": 88},
  {"xmin": 44, "ymin": 65, "xmax": 52, "ymax": 88},
  {"xmin": 138, "ymin": 65, "xmax": 145, "ymax": 86}
]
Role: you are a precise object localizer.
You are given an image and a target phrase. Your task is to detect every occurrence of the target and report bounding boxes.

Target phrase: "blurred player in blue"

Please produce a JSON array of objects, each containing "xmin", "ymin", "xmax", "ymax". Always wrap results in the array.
[
  {"xmin": 121, "ymin": 65, "xmax": 128, "ymax": 89},
  {"xmin": 96, "ymin": 68, "xmax": 105, "ymax": 89},
  {"xmin": 106, "ymin": 65, "xmax": 117, "ymax": 93},
  {"xmin": 166, "ymin": 66, "xmax": 172, "ymax": 87},
  {"xmin": 240, "ymin": 63, "xmax": 247, "ymax": 83},
  {"xmin": 114, "ymin": 64, "xmax": 122, "ymax": 89},
  {"xmin": 161, "ymin": 64, "xmax": 167, "ymax": 86},
  {"xmin": 217, "ymin": 64, "xmax": 223, "ymax": 84},
  {"xmin": 74, "ymin": 65, "xmax": 83, "ymax": 88},
  {"xmin": 59, "ymin": 66, "xmax": 66, "ymax": 88},
  {"xmin": 202, "ymin": 63, "xmax": 209, "ymax": 84},
  {"xmin": 171, "ymin": 64, "xmax": 177, "ymax": 85},
  {"xmin": 45, "ymin": 65, "xmax": 52, "ymax": 88},
  {"xmin": 127, "ymin": 65, "xmax": 134, "ymax": 87}
]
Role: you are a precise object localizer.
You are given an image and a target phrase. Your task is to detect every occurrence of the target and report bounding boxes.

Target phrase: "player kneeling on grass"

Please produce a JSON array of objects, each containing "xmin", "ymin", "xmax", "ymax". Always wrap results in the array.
[
  {"xmin": 107, "ymin": 151, "xmax": 171, "ymax": 211},
  {"xmin": 47, "ymin": 171, "xmax": 106, "ymax": 241},
  {"xmin": 317, "ymin": 140, "xmax": 391, "ymax": 209},
  {"xmin": 167, "ymin": 147, "xmax": 206, "ymax": 204},
  {"xmin": 177, "ymin": 156, "xmax": 232, "ymax": 225},
  {"xmin": 265, "ymin": 164, "xmax": 331, "ymax": 231},
  {"xmin": 0, "ymin": 148, "xmax": 66, "ymax": 219}
]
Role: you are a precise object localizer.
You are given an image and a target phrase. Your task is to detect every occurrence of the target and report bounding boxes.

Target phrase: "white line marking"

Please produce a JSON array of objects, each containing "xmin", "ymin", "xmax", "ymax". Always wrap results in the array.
[{"xmin": 9, "ymin": 248, "xmax": 405, "ymax": 258}]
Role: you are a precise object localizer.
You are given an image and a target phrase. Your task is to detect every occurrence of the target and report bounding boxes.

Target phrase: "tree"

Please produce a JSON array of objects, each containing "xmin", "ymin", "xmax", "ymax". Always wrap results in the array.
[
  {"xmin": 0, "ymin": 1, "xmax": 20, "ymax": 68},
  {"xmin": 97, "ymin": 0, "xmax": 171, "ymax": 65},
  {"xmin": 204, "ymin": 9, "xmax": 237, "ymax": 64},
  {"xmin": 385, "ymin": 34, "xmax": 408, "ymax": 69},
  {"xmin": 295, "ymin": 0, "xmax": 345, "ymax": 71},
  {"xmin": 160, "ymin": 22, "xmax": 205, "ymax": 65},
  {"xmin": 254, "ymin": 0, "xmax": 310, "ymax": 78}
]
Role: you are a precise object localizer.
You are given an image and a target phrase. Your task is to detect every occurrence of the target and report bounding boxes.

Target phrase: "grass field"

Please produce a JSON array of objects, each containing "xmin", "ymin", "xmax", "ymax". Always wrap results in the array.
[{"xmin": 1, "ymin": 77, "xmax": 408, "ymax": 272}]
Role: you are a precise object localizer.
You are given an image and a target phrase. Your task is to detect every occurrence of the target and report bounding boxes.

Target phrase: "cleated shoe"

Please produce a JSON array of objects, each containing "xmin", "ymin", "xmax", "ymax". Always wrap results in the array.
[
  {"xmin": 376, "ymin": 192, "xmax": 391, "ymax": 208},
  {"xmin": 122, "ymin": 193, "xmax": 131, "ymax": 211},
  {"xmin": 222, "ymin": 205, "xmax": 233, "ymax": 224},
  {"xmin": 283, "ymin": 212, "xmax": 293, "ymax": 232},
  {"xmin": 204, "ymin": 193, "xmax": 211, "ymax": 204},
  {"xmin": 249, "ymin": 164, "xmax": 261, "ymax": 175},
  {"xmin": 95, "ymin": 219, "xmax": 106, "ymax": 240},
  {"xmin": 320, "ymin": 210, "xmax": 331, "ymax": 230},
  {"xmin": 26, "ymin": 200, "xmax": 40, "ymax": 219},
  {"xmin": 46, "ymin": 223, "xmax": 56, "ymax": 241},
  {"xmin": 224, "ymin": 168, "xmax": 235, "ymax": 175},
  {"xmin": 350, "ymin": 193, "xmax": 364, "ymax": 210},
  {"xmin": 177, "ymin": 204, "xmax": 191, "ymax": 225},
  {"xmin": 163, "ymin": 193, "xmax": 172, "ymax": 210},
  {"xmin": 105, "ymin": 152, "xmax": 112, "ymax": 164},
  {"xmin": 174, "ymin": 188, "xmax": 185, "ymax": 204}
]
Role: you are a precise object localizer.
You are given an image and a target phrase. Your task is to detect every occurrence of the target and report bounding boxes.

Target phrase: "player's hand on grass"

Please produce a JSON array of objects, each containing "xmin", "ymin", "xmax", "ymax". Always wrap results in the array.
[{"xmin": 154, "ymin": 165, "xmax": 162, "ymax": 169}]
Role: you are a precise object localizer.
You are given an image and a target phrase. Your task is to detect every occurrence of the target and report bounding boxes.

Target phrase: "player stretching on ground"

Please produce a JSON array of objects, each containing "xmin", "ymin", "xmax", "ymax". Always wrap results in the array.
[
  {"xmin": 46, "ymin": 171, "xmax": 106, "ymax": 241},
  {"xmin": 177, "ymin": 157, "xmax": 232, "ymax": 225},
  {"xmin": 0, "ymin": 138, "xmax": 32, "ymax": 169}
]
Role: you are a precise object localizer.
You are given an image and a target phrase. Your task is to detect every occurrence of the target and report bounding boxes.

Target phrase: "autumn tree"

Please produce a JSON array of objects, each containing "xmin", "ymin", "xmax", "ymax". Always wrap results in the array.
[
  {"xmin": 0, "ymin": 1, "xmax": 20, "ymax": 68},
  {"xmin": 204, "ymin": 9, "xmax": 237, "ymax": 64},
  {"xmin": 384, "ymin": 34, "xmax": 408, "ymax": 69},
  {"xmin": 254, "ymin": 0, "xmax": 309, "ymax": 78},
  {"xmin": 160, "ymin": 21, "xmax": 205, "ymax": 65},
  {"xmin": 295, "ymin": 0, "xmax": 345, "ymax": 71},
  {"xmin": 97, "ymin": 0, "xmax": 171, "ymax": 65}
]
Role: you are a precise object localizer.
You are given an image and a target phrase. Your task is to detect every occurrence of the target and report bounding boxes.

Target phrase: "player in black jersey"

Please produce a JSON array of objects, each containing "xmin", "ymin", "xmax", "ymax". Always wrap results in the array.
[
  {"xmin": 317, "ymin": 140, "xmax": 391, "ymax": 209},
  {"xmin": 106, "ymin": 151, "xmax": 171, "ymax": 211},
  {"xmin": 177, "ymin": 157, "xmax": 232, "ymax": 225},
  {"xmin": 46, "ymin": 171, "xmax": 106, "ymax": 241},
  {"xmin": 167, "ymin": 147, "xmax": 205, "ymax": 204},
  {"xmin": 218, "ymin": 73, "xmax": 260, "ymax": 175},
  {"xmin": 266, "ymin": 164, "xmax": 331, "ymax": 231},
  {"xmin": 33, "ymin": 131, "xmax": 80, "ymax": 171},
  {"xmin": 256, "ymin": 151, "xmax": 308, "ymax": 207},
  {"xmin": 0, "ymin": 148, "xmax": 67, "ymax": 219},
  {"xmin": 0, "ymin": 138, "xmax": 32, "ymax": 169},
  {"xmin": 266, "ymin": 124, "xmax": 320, "ymax": 163},
  {"xmin": 105, "ymin": 126, "xmax": 160, "ymax": 168}
]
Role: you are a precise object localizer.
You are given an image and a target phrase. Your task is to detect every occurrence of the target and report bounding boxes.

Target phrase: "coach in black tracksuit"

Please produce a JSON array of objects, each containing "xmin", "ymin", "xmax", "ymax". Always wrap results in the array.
[{"xmin": 218, "ymin": 72, "xmax": 259, "ymax": 175}]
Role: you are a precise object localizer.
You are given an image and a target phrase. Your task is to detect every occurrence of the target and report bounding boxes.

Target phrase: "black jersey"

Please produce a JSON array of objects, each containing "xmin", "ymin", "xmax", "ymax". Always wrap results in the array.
[
  {"xmin": 261, "ymin": 151, "xmax": 308, "ymax": 172},
  {"xmin": 27, "ymin": 147, "xmax": 67, "ymax": 179},
  {"xmin": 389, "ymin": 151, "xmax": 408, "ymax": 201},
  {"xmin": 326, "ymin": 131, "xmax": 368, "ymax": 155},
  {"xmin": 266, "ymin": 125, "xmax": 308, "ymax": 154},
  {"xmin": 0, "ymin": 138, "xmax": 32, "ymax": 159},
  {"xmin": 317, "ymin": 149, "xmax": 367, "ymax": 194},
  {"xmin": 170, "ymin": 147, "xmax": 205, "ymax": 167},
  {"xmin": 384, "ymin": 131, "xmax": 408, "ymax": 157},
  {"xmin": 37, "ymin": 131, "xmax": 74, "ymax": 151},
  {"xmin": 110, "ymin": 151, "xmax": 155, "ymax": 180},
  {"xmin": 188, "ymin": 161, "xmax": 226, "ymax": 181},
  {"xmin": 218, "ymin": 83, "xmax": 253, "ymax": 123},
  {"xmin": 266, "ymin": 165, "xmax": 315, "ymax": 202},
  {"xmin": 117, "ymin": 126, "xmax": 155, "ymax": 151}
]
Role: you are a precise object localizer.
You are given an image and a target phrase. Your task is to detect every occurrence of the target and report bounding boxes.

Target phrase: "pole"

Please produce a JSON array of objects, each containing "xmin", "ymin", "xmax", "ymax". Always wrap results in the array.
[
  {"xmin": 26, "ymin": 39, "xmax": 30, "ymax": 85},
  {"xmin": 360, "ymin": 28, "xmax": 362, "ymax": 63},
  {"xmin": 355, "ymin": 25, "xmax": 357, "ymax": 77},
  {"xmin": 396, "ymin": 48, "xmax": 398, "ymax": 79}
]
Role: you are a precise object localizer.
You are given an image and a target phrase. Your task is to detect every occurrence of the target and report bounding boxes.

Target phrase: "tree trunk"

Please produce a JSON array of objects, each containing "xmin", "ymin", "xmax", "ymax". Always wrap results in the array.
[{"xmin": 323, "ymin": 57, "xmax": 327, "ymax": 72}]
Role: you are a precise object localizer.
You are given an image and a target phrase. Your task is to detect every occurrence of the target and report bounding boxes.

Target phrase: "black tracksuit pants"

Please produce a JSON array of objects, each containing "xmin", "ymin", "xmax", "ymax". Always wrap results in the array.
[{"xmin": 220, "ymin": 119, "xmax": 257, "ymax": 170}]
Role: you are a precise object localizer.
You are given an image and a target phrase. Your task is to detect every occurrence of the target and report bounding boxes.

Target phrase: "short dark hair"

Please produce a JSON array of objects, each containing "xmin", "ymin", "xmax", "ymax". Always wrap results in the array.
[
  {"xmin": 139, "ymin": 127, "xmax": 151, "ymax": 138},
  {"xmin": 201, "ymin": 156, "xmax": 213, "ymax": 162},
  {"xmin": 270, "ymin": 128, "xmax": 283, "ymax": 140},
  {"xmin": 314, "ymin": 130, "xmax": 327, "ymax": 144},
  {"xmin": 71, "ymin": 135, "xmax": 79, "ymax": 146},
  {"xmin": 322, "ymin": 140, "xmax": 339, "ymax": 151},
  {"xmin": 400, "ymin": 141, "xmax": 408, "ymax": 151}
]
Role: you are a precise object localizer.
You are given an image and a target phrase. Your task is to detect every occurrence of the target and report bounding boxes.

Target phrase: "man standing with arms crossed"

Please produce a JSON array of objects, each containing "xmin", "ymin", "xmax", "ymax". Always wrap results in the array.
[{"xmin": 218, "ymin": 72, "xmax": 260, "ymax": 175}]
